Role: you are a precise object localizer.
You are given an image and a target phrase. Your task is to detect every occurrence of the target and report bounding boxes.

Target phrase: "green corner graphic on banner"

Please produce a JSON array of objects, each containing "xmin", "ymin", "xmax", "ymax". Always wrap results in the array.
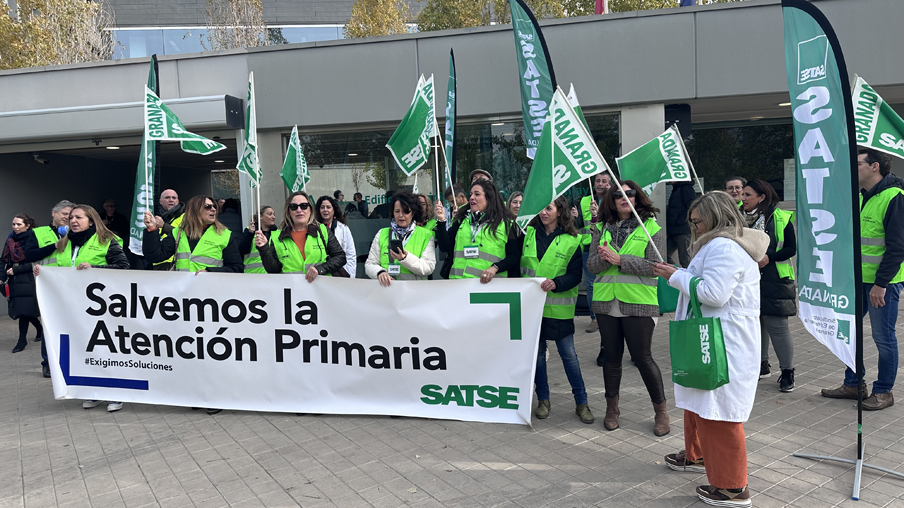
[{"xmin": 470, "ymin": 292, "xmax": 522, "ymax": 340}]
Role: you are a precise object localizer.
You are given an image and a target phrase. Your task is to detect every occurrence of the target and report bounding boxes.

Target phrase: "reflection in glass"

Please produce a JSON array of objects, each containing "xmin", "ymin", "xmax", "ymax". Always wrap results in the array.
[
  {"xmin": 113, "ymin": 30, "xmax": 164, "ymax": 59},
  {"xmin": 274, "ymin": 26, "xmax": 341, "ymax": 44},
  {"xmin": 162, "ymin": 29, "xmax": 208, "ymax": 55}
]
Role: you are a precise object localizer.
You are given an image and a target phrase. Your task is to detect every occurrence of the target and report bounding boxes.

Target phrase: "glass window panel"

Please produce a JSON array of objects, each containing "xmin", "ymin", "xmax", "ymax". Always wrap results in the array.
[
  {"xmin": 113, "ymin": 30, "xmax": 164, "ymax": 60},
  {"xmin": 162, "ymin": 28, "xmax": 209, "ymax": 56},
  {"xmin": 272, "ymin": 26, "xmax": 341, "ymax": 45}
]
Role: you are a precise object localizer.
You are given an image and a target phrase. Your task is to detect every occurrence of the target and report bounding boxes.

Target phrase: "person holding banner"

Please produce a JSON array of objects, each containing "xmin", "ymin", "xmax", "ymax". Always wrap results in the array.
[
  {"xmin": 141, "ymin": 196, "xmax": 243, "ymax": 274},
  {"xmin": 587, "ymin": 180, "xmax": 668, "ymax": 435},
  {"xmin": 255, "ymin": 191, "xmax": 347, "ymax": 280},
  {"xmin": 34, "ymin": 204, "xmax": 131, "ymax": 412},
  {"xmin": 315, "ymin": 196, "xmax": 357, "ymax": 278},
  {"xmin": 365, "ymin": 192, "xmax": 436, "ymax": 285},
  {"xmin": 435, "ymin": 179, "xmax": 521, "ymax": 282},
  {"xmin": 240, "ymin": 205, "xmax": 276, "ymax": 274},
  {"xmin": 822, "ymin": 149, "xmax": 904, "ymax": 411},
  {"xmin": 740, "ymin": 180, "xmax": 798, "ymax": 391},
  {"xmin": 653, "ymin": 191, "xmax": 768, "ymax": 506},
  {"xmin": 522, "ymin": 197, "xmax": 593, "ymax": 424}
]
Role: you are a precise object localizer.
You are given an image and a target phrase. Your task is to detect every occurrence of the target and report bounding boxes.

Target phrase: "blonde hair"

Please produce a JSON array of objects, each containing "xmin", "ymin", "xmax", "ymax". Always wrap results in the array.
[
  {"xmin": 181, "ymin": 196, "xmax": 227, "ymax": 240},
  {"xmin": 417, "ymin": 193, "xmax": 435, "ymax": 221},
  {"xmin": 688, "ymin": 191, "xmax": 745, "ymax": 241},
  {"xmin": 279, "ymin": 191, "xmax": 319, "ymax": 231}
]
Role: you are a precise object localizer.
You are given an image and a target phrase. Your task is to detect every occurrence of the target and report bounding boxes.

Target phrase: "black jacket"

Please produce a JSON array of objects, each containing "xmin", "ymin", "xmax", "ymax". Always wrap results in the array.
[
  {"xmin": 666, "ymin": 182, "xmax": 696, "ymax": 236},
  {"xmin": 862, "ymin": 173, "xmax": 904, "ymax": 288},
  {"xmin": 760, "ymin": 211, "xmax": 797, "ymax": 317},
  {"xmin": 23, "ymin": 222, "xmax": 63, "ymax": 263},
  {"xmin": 217, "ymin": 208, "xmax": 244, "ymax": 236},
  {"xmin": 532, "ymin": 226, "xmax": 583, "ymax": 341},
  {"xmin": 258, "ymin": 224, "xmax": 347, "ymax": 276},
  {"xmin": 142, "ymin": 224, "xmax": 243, "ymax": 272},
  {"xmin": 435, "ymin": 219, "xmax": 523, "ymax": 278},
  {"xmin": 2, "ymin": 230, "xmax": 39, "ymax": 319}
]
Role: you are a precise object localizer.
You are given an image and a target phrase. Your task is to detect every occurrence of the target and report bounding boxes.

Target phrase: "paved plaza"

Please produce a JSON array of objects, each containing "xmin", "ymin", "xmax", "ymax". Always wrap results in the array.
[{"xmin": 1, "ymin": 310, "xmax": 904, "ymax": 508}]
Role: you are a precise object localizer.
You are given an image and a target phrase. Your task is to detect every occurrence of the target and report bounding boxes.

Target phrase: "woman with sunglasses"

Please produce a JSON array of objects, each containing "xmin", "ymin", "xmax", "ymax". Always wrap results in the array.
[
  {"xmin": 254, "ymin": 191, "xmax": 347, "ymax": 281},
  {"xmin": 143, "ymin": 196, "xmax": 243, "ymax": 274},
  {"xmin": 587, "ymin": 180, "xmax": 669, "ymax": 436}
]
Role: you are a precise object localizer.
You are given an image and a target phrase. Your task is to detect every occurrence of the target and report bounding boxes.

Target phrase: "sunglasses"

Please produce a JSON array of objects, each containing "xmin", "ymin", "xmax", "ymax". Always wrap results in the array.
[
  {"xmin": 203, "ymin": 203, "xmax": 217, "ymax": 210},
  {"xmin": 613, "ymin": 189, "xmax": 637, "ymax": 199},
  {"xmin": 288, "ymin": 202, "xmax": 312, "ymax": 211}
]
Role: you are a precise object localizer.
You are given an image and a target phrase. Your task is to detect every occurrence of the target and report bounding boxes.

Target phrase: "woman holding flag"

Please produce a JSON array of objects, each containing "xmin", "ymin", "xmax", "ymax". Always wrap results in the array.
[
  {"xmin": 365, "ymin": 192, "xmax": 435, "ymax": 285},
  {"xmin": 241, "ymin": 205, "xmax": 277, "ymax": 273},
  {"xmin": 587, "ymin": 180, "xmax": 669, "ymax": 436},
  {"xmin": 521, "ymin": 197, "xmax": 593, "ymax": 424},
  {"xmin": 255, "ymin": 191, "xmax": 347, "ymax": 280},
  {"xmin": 435, "ymin": 179, "xmax": 521, "ymax": 282}
]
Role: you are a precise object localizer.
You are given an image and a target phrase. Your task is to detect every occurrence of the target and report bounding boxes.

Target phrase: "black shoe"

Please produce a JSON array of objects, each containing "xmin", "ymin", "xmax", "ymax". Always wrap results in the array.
[
  {"xmin": 206, "ymin": 408, "xmax": 222, "ymax": 415},
  {"xmin": 42, "ymin": 364, "xmax": 50, "ymax": 378},
  {"xmin": 596, "ymin": 349, "xmax": 606, "ymax": 367},
  {"xmin": 34, "ymin": 336, "xmax": 43, "ymax": 342},
  {"xmin": 778, "ymin": 368, "xmax": 795, "ymax": 392},
  {"xmin": 759, "ymin": 360, "xmax": 771, "ymax": 378},
  {"xmin": 12, "ymin": 341, "xmax": 26, "ymax": 353}
]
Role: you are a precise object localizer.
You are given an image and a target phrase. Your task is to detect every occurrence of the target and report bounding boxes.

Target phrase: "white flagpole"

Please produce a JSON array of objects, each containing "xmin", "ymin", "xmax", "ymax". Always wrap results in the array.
[
  {"xmin": 250, "ymin": 72, "xmax": 261, "ymax": 225},
  {"xmin": 670, "ymin": 124, "xmax": 703, "ymax": 194},
  {"xmin": 434, "ymin": 117, "xmax": 446, "ymax": 201}
]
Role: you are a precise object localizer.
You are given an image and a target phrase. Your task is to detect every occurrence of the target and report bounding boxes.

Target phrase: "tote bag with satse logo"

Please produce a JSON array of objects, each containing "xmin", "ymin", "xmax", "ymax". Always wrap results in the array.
[{"xmin": 669, "ymin": 277, "xmax": 729, "ymax": 390}]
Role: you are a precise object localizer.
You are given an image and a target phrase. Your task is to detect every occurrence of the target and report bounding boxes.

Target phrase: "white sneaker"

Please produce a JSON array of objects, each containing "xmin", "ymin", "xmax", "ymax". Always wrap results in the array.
[
  {"xmin": 107, "ymin": 402, "xmax": 123, "ymax": 412},
  {"xmin": 82, "ymin": 400, "xmax": 102, "ymax": 409}
]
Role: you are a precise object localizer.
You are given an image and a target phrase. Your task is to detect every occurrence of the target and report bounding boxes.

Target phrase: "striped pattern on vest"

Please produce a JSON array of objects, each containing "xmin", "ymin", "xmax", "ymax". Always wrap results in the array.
[
  {"xmin": 174, "ymin": 226, "xmax": 231, "ymax": 272},
  {"xmin": 378, "ymin": 226, "xmax": 432, "ymax": 281},
  {"xmin": 579, "ymin": 195, "xmax": 595, "ymax": 247},
  {"xmin": 520, "ymin": 226, "xmax": 580, "ymax": 320},
  {"xmin": 244, "ymin": 230, "xmax": 272, "ymax": 273},
  {"xmin": 33, "ymin": 226, "xmax": 60, "ymax": 266},
  {"xmin": 450, "ymin": 217, "xmax": 510, "ymax": 279},
  {"xmin": 861, "ymin": 187, "xmax": 904, "ymax": 284},
  {"xmin": 154, "ymin": 213, "xmax": 184, "ymax": 267}
]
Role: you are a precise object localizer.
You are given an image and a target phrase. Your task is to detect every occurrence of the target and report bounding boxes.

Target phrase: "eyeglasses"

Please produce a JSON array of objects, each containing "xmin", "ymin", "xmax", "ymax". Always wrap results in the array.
[
  {"xmin": 690, "ymin": 218, "xmax": 704, "ymax": 230},
  {"xmin": 203, "ymin": 203, "xmax": 217, "ymax": 210},
  {"xmin": 613, "ymin": 189, "xmax": 637, "ymax": 199},
  {"xmin": 288, "ymin": 202, "xmax": 312, "ymax": 211}
]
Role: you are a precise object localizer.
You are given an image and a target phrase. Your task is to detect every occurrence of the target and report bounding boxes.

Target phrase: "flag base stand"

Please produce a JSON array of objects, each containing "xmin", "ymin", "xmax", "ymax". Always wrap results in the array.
[{"xmin": 793, "ymin": 440, "xmax": 904, "ymax": 500}]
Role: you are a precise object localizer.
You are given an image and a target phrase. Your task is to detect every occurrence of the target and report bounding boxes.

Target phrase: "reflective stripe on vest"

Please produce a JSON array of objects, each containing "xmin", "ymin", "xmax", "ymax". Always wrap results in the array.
[
  {"xmin": 53, "ymin": 234, "xmax": 110, "ymax": 267},
  {"xmin": 592, "ymin": 218, "xmax": 661, "ymax": 305},
  {"xmin": 378, "ymin": 226, "xmax": 432, "ymax": 281},
  {"xmin": 579, "ymin": 195, "xmax": 594, "ymax": 247},
  {"xmin": 772, "ymin": 208, "xmax": 796, "ymax": 280},
  {"xmin": 450, "ymin": 218, "xmax": 510, "ymax": 279},
  {"xmin": 271, "ymin": 224, "xmax": 331, "ymax": 275},
  {"xmin": 173, "ymin": 226, "xmax": 231, "ymax": 272},
  {"xmin": 520, "ymin": 226, "xmax": 580, "ymax": 320},
  {"xmin": 861, "ymin": 187, "xmax": 904, "ymax": 284},
  {"xmin": 153, "ymin": 214, "xmax": 184, "ymax": 266},
  {"xmin": 244, "ymin": 230, "xmax": 271, "ymax": 274}
]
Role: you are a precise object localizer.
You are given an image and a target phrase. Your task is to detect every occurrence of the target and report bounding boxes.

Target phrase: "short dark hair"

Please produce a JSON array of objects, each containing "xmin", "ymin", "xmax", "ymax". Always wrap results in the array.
[
  {"xmin": 743, "ymin": 179, "xmax": 779, "ymax": 217},
  {"xmin": 389, "ymin": 191, "xmax": 425, "ymax": 225},
  {"xmin": 444, "ymin": 184, "xmax": 465, "ymax": 199},
  {"xmin": 859, "ymin": 148, "xmax": 893, "ymax": 176},
  {"xmin": 222, "ymin": 198, "xmax": 240, "ymax": 212},
  {"xmin": 353, "ymin": 192, "xmax": 363, "ymax": 201},
  {"xmin": 598, "ymin": 180, "xmax": 660, "ymax": 224},
  {"xmin": 333, "ymin": 190, "xmax": 343, "ymax": 200},
  {"xmin": 724, "ymin": 176, "xmax": 747, "ymax": 188}
]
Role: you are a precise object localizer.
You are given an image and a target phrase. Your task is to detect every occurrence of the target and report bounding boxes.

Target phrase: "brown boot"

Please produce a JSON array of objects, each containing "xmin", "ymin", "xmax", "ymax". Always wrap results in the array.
[
  {"xmin": 653, "ymin": 400, "xmax": 670, "ymax": 436},
  {"xmin": 603, "ymin": 396, "xmax": 619, "ymax": 430}
]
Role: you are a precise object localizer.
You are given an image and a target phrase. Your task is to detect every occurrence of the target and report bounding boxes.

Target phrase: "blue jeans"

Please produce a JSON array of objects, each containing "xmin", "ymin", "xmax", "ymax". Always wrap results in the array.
[
  {"xmin": 582, "ymin": 249, "xmax": 595, "ymax": 321},
  {"xmin": 535, "ymin": 334, "xmax": 588, "ymax": 405},
  {"xmin": 844, "ymin": 282, "xmax": 902, "ymax": 394}
]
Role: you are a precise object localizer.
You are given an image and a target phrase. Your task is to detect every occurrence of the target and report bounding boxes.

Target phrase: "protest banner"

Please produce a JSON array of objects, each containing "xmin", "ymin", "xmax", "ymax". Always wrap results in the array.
[
  {"xmin": 516, "ymin": 87, "xmax": 609, "ymax": 230},
  {"xmin": 128, "ymin": 57, "xmax": 158, "ymax": 257},
  {"xmin": 616, "ymin": 125, "xmax": 695, "ymax": 196},
  {"xmin": 387, "ymin": 75, "xmax": 436, "ymax": 176},
  {"xmin": 852, "ymin": 76, "xmax": 904, "ymax": 161},
  {"xmin": 280, "ymin": 125, "xmax": 308, "ymax": 193},
  {"xmin": 509, "ymin": 0, "xmax": 556, "ymax": 160},
  {"xmin": 36, "ymin": 269, "xmax": 545, "ymax": 425}
]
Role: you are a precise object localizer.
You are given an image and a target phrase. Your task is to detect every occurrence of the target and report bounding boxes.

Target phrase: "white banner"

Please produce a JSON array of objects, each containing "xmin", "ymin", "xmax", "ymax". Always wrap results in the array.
[{"xmin": 36, "ymin": 269, "xmax": 545, "ymax": 425}]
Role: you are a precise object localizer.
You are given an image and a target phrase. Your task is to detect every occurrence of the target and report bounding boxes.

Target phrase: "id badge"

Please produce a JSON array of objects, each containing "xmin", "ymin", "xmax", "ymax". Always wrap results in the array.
[
  {"xmin": 464, "ymin": 245, "xmax": 479, "ymax": 259},
  {"xmin": 388, "ymin": 264, "xmax": 401, "ymax": 275}
]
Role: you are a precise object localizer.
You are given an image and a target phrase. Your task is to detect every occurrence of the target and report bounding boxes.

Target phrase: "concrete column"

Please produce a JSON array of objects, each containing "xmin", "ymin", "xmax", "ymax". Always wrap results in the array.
[{"xmin": 619, "ymin": 104, "xmax": 668, "ymax": 247}]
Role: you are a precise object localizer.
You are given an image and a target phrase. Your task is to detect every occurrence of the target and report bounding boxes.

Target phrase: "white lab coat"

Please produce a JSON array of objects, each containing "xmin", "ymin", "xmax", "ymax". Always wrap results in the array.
[
  {"xmin": 669, "ymin": 234, "xmax": 766, "ymax": 422},
  {"xmin": 332, "ymin": 221, "xmax": 357, "ymax": 277}
]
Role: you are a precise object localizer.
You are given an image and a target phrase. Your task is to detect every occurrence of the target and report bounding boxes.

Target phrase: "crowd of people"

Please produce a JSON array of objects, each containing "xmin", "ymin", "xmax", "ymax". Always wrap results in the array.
[{"xmin": 2, "ymin": 148, "xmax": 901, "ymax": 506}]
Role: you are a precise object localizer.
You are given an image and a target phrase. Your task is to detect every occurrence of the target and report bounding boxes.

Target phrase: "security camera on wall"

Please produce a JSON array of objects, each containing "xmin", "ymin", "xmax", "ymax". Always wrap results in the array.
[{"xmin": 32, "ymin": 154, "xmax": 49, "ymax": 165}]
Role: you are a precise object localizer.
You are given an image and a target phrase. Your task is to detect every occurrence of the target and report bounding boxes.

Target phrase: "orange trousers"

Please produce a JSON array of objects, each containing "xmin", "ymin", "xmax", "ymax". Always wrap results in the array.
[{"xmin": 683, "ymin": 410, "xmax": 748, "ymax": 489}]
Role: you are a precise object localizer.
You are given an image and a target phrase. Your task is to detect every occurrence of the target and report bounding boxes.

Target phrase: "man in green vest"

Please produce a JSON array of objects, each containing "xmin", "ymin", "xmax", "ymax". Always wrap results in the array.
[
  {"xmin": 822, "ymin": 149, "xmax": 904, "ymax": 411},
  {"xmin": 571, "ymin": 172, "xmax": 610, "ymax": 342},
  {"xmin": 150, "ymin": 189, "xmax": 184, "ymax": 270}
]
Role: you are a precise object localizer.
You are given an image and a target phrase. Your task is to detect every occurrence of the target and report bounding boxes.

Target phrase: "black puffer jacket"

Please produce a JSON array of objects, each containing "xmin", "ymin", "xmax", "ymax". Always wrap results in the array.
[
  {"xmin": 1, "ymin": 230, "xmax": 39, "ymax": 319},
  {"xmin": 760, "ymin": 210, "xmax": 797, "ymax": 317}
]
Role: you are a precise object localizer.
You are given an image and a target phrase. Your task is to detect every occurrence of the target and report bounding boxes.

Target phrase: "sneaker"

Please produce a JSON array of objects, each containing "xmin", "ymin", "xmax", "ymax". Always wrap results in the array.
[
  {"xmin": 778, "ymin": 368, "xmax": 795, "ymax": 392},
  {"xmin": 107, "ymin": 402, "xmax": 123, "ymax": 412},
  {"xmin": 664, "ymin": 450, "xmax": 705, "ymax": 473},
  {"xmin": 585, "ymin": 320, "xmax": 599, "ymax": 334},
  {"xmin": 821, "ymin": 384, "xmax": 867, "ymax": 400},
  {"xmin": 535, "ymin": 399, "xmax": 550, "ymax": 419},
  {"xmin": 596, "ymin": 349, "xmax": 606, "ymax": 367},
  {"xmin": 696, "ymin": 485, "xmax": 751, "ymax": 506},
  {"xmin": 759, "ymin": 360, "xmax": 770, "ymax": 378},
  {"xmin": 575, "ymin": 403, "xmax": 594, "ymax": 424},
  {"xmin": 82, "ymin": 400, "xmax": 102, "ymax": 409},
  {"xmin": 862, "ymin": 392, "xmax": 894, "ymax": 411}
]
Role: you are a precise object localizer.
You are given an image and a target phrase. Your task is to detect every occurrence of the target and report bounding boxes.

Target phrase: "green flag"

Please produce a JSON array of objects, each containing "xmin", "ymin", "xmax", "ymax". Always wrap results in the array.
[
  {"xmin": 129, "ymin": 57, "xmax": 159, "ymax": 256},
  {"xmin": 616, "ymin": 125, "xmax": 692, "ymax": 195},
  {"xmin": 387, "ymin": 75, "xmax": 436, "ymax": 176},
  {"xmin": 509, "ymin": 0, "xmax": 556, "ymax": 160},
  {"xmin": 237, "ymin": 72, "xmax": 262, "ymax": 185},
  {"xmin": 516, "ymin": 87, "xmax": 610, "ymax": 230},
  {"xmin": 783, "ymin": 0, "xmax": 858, "ymax": 370},
  {"xmin": 280, "ymin": 125, "xmax": 308, "ymax": 193},
  {"xmin": 443, "ymin": 50, "xmax": 457, "ymax": 193},
  {"xmin": 566, "ymin": 83, "xmax": 589, "ymax": 131},
  {"xmin": 852, "ymin": 76, "xmax": 904, "ymax": 161},
  {"xmin": 144, "ymin": 86, "xmax": 226, "ymax": 155}
]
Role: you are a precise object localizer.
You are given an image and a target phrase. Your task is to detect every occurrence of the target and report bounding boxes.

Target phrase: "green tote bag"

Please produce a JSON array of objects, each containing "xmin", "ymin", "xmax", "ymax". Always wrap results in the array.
[
  {"xmin": 669, "ymin": 277, "xmax": 730, "ymax": 390},
  {"xmin": 658, "ymin": 276, "xmax": 679, "ymax": 313}
]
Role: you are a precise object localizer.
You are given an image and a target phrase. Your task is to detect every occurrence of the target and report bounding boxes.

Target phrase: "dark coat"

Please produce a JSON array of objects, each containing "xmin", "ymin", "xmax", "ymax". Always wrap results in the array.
[
  {"xmin": 760, "ymin": 211, "xmax": 798, "ymax": 317},
  {"xmin": 217, "ymin": 208, "xmax": 244, "ymax": 236},
  {"xmin": 2, "ymin": 231, "xmax": 39, "ymax": 319},
  {"xmin": 862, "ymin": 172, "xmax": 904, "ymax": 288},
  {"xmin": 142, "ymin": 224, "xmax": 243, "ymax": 272},
  {"xmin": 666, "ymin": 182, "xmax": 696, "ymax": 236}
]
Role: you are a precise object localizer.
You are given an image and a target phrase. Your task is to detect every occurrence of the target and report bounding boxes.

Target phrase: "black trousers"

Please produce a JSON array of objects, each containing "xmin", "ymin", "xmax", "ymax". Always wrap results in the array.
[
  {"xmin": 18, "ymin": 316, "xmax": 42, "ymax": 342},
  {"xmin": 597, "ymin": 315, "xmax": 665, "ymax": 404}
]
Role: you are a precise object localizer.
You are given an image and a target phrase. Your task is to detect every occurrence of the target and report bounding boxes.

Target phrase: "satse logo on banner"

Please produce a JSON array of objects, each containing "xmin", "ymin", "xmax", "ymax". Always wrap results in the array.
[{"xmin": 797, "ymin": 35, "xmax": 828, "ymax": 85}]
